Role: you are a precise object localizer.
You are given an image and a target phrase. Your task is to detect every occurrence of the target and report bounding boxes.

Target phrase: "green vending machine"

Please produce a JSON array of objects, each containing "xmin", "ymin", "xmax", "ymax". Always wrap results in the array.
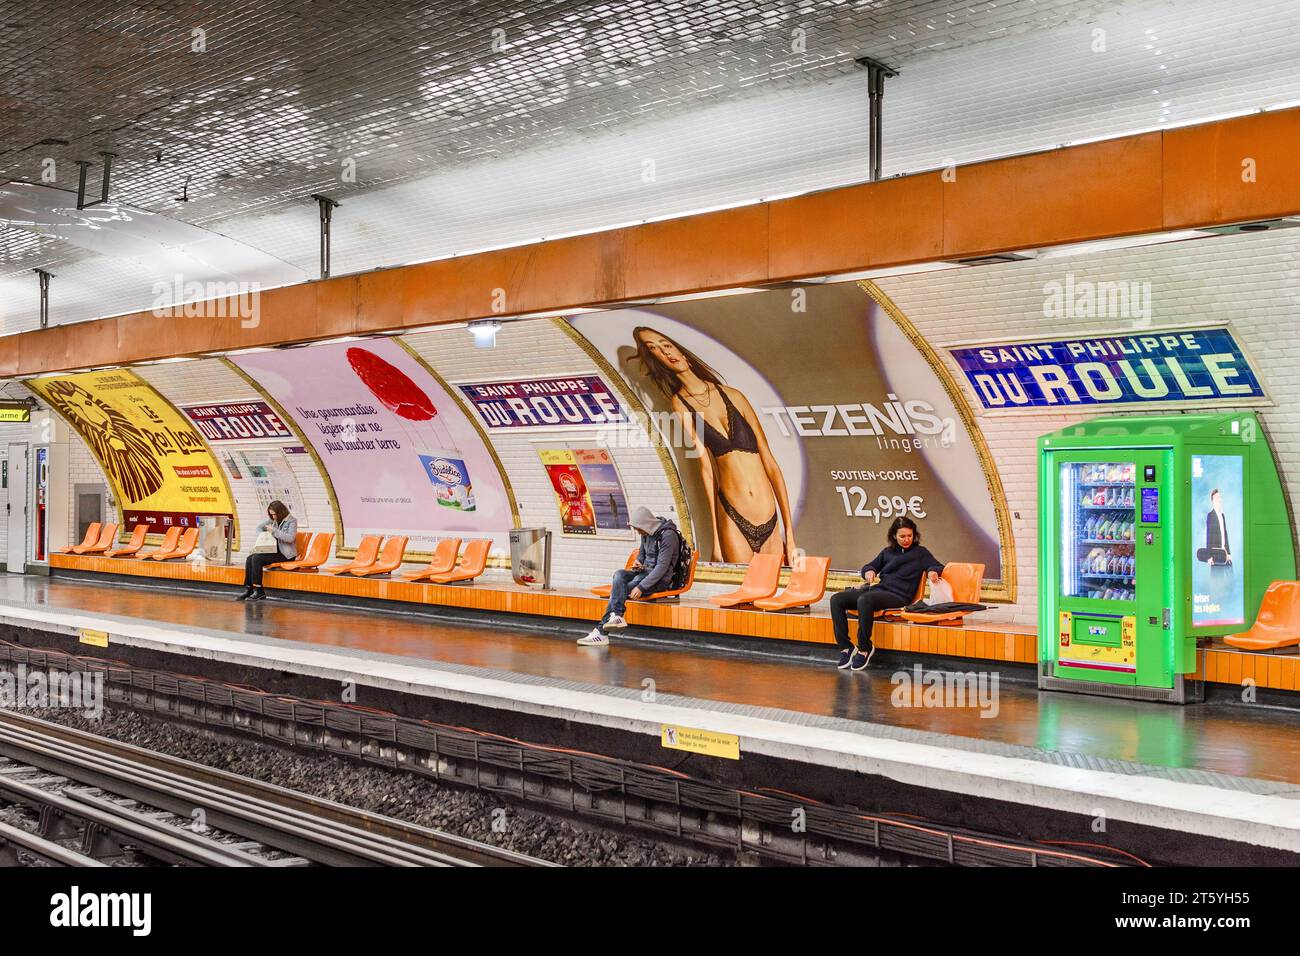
[{"xmin": 1038, "ymin": 412, "xmax": 1295, "ymax": 702}]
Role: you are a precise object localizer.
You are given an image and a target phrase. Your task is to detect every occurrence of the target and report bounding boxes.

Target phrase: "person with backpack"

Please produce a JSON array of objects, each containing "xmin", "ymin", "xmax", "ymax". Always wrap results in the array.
[{"xmin": 578, "ymin": 506, "xmax": 684, "ymax": 646}]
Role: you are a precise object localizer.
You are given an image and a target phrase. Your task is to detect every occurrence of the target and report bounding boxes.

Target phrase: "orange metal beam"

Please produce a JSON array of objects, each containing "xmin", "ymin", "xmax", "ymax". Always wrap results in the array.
[{"xmin": 4, "ymin": 108, "xmax": 1299, "ymax": 377}]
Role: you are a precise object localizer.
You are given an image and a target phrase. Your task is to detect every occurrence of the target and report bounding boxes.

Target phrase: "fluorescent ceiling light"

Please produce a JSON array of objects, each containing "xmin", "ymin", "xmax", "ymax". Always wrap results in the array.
[
  {"xmin": 406, "ymin": 322, "xmax": 467, "ymax": 334},
  {"xmin": 806, "ymin": 262, "xmax": 964, "ymax": 284},
  {"xmin": 211, "ymin": 346, "xmax": 274, "ymax": 356},
  {"xmin": 652, "ymin": 287, "xmax": 766, "ymax": 304},
  {"xmin": 1026, "ymin": 229, "xmax": 1210, "ymax": 260},
  {"xmin": 513, "ymin": 306, "xmax": 603, "ymax": 320}
]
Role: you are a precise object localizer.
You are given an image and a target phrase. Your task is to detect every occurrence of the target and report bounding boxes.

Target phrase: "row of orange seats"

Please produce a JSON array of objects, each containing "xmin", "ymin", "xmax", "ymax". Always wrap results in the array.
[
  {"xmin": 269, "ymin": 532, "xmax": 490, "ymax": 585},
  {"xmin": 62, "ymin": 523, "xmax": 491, "ymax": 585},
  {"xmin": 60, "ymin": 522, "xmax": 197, "ymax": 560},
  {"xmin": 586, "ymin": 549, "xmax": 829, "ymax": 612},
  {"xmin": 708, "ymin": 553, "xmax": 987, "ymax": 626},
  {"xmin": 64, "ymin": 523, "xmax": 984, "ymax": 624}
]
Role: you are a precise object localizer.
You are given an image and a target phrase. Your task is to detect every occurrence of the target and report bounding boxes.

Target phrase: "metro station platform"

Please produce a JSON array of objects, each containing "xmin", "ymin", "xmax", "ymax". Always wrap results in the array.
[
  {"xmin": 48, "ymin": 553, "xmax": 1300, "ymax": 695},
  {"xmin": 4, "ymin": 573, "xmax": 1299, "ymax": 864}
]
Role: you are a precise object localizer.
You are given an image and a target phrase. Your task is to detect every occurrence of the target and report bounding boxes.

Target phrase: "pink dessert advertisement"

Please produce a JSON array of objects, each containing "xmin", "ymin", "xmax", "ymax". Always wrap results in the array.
[{"xmin": 233, "ymin": 339, "xmax": 513, "ymax": 549}]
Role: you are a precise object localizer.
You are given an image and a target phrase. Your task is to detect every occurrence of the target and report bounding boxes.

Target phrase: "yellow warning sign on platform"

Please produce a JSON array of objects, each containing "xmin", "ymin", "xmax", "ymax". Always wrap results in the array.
[
  {"xmin": 660, "ymin": 724, "xmax": 740, "ymax": 760},
  {"xmin": 78, "ymin": 629, "xmax": 109, "ymax": 648}
]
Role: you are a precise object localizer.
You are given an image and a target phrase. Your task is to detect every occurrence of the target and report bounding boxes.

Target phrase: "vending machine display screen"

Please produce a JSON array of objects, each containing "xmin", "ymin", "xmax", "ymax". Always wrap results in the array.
[
  {"xmin": 1191, "ymin": 454, "xmax": 1244, "ymax": 626},
  {"xmin": 1060, "ymin": 461, "xmax": 1136, "ymax": 602},
  {"xmin": 1140, "ymin": 487, "xmax": 1160, "ymax": 523}
]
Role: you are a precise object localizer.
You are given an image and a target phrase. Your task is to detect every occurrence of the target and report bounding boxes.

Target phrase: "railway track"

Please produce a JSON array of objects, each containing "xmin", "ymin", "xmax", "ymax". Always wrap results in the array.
[{"xmin": 0, "ymin": 710, "xmax": 552, "ymax": 868}]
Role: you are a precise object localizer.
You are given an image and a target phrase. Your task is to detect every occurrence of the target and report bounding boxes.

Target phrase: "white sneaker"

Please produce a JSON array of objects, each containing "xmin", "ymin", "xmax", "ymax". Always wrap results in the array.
[
  {"xmin": 604, "ymin": 614, "xmax": 628, "ymax": 630},
  {"xmin": 576, "ymin": 628, "xmax": 610, "ymax": 646}
]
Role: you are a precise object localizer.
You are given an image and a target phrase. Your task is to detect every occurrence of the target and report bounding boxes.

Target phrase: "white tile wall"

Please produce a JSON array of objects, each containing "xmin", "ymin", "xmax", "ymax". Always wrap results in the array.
[
  {"xmin": 876, "ymin": 227, "xmax": 1300, "ymax": 626},
  {"xmin": 0, "ymin": 380, "xmax": 113, "ymax": 560},
  {"xmin": 404, "ymin": 320, "xmax": 683, "ymax": 589}
]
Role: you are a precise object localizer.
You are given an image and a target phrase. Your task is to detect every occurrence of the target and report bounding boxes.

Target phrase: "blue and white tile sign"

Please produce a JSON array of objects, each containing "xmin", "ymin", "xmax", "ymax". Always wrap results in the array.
[{"xmin": 949, "ymin": 327, "xmax": 1264, "ymax": 410}]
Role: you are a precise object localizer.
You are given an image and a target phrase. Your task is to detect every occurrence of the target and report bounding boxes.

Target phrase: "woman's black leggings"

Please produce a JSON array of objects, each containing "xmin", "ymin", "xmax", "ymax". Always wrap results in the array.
[
  {"xmin": 829, "ymin": 587, "xmax": 908, "ymax": 650},
  {"xmin": 243, "ymin": 552, "xmax": 283, "ymax": 588}
]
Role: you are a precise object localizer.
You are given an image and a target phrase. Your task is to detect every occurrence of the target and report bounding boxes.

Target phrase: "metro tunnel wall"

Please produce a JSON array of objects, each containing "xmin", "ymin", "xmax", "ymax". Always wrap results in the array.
[{"xmin": 3, "ymin": 225, "xmax": 1299, "ymax": 649}]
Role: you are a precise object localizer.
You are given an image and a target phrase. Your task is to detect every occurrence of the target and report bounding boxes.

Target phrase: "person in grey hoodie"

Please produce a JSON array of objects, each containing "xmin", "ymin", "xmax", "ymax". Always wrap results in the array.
[
  {"xmin": 578, "ymin": 506, "xmax": 681, "ymax": 645},
  {"xmin": 237, "ymin": 500, "xmax": 298, "ymax": 602}
]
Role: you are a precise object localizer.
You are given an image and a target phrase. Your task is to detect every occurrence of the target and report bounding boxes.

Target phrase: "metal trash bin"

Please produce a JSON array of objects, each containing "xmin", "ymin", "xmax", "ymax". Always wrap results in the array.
[
  {"xmin": 509, "ymin": 527, "xmax": 552, "ymax": 589},
  {"xmin": 200, "ymin": 516, "xmax": 234, "ymax": 565}
]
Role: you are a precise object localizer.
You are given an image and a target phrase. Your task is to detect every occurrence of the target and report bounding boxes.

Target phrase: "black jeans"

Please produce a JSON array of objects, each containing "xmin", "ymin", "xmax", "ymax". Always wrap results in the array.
[
  {"xmin": 244, "ymin": 552, "xmax": 284, "ymax": 588},
  {"xmin": 829, "ymin": 587, "xmax": 908, "ymax": 650}
]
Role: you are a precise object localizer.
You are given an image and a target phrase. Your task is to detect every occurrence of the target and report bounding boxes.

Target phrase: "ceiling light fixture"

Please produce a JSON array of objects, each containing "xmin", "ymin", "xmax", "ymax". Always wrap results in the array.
[{"xmin": 468, "ymin": 319, "xmax": 502, "ymax": 348}]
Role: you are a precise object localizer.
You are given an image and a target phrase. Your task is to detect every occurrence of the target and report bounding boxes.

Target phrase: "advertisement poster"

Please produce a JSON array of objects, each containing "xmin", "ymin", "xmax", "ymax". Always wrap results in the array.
[
  {"xmin": 1191, "ymin": 454, "xmax": 1245, "ymax": 627},
  {"xmin": 232, "ymin": 340, "xmax": 512, "ymax": 550},
  {"xmin": 180, "ymin": 401, "xmax": 294, "ymax": 443},
  {"xmin": 539, "ymin": 448, "xmax": 631, "ymax": 537},
  {"xmin": 459, "ymin": 376, "xmax": 626, "ymax": 429},
  {"xmin": 950, "ymin": 327, "xmax": 1264, "ymax": 410},
  {"xmin": 567, "ymin": 284, "xmax": 1002, "ymax": 576},
  {"xmin": 221, "ymin": 447, "xmax": 305, "ymax": 516},
  {"xmin": 27, "ymin": 369, "xmax": 235, "ymax": 531}
]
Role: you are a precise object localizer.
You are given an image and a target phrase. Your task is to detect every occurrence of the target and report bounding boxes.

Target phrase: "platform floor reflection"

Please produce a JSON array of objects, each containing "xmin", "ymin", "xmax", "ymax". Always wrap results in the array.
[{"xmin": 4, "ymin": 574, "xmax": 1298, "ymax": 787}]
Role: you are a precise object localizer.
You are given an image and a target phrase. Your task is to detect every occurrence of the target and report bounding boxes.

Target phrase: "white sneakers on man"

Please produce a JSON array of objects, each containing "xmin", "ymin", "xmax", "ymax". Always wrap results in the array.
[
  {"xmin": 576, "ymin": 628, "xmax": 609, "ymax": 646},
  {"xmin": 604, "ymin": 614, "xmax": 627, "ymax": 630}
]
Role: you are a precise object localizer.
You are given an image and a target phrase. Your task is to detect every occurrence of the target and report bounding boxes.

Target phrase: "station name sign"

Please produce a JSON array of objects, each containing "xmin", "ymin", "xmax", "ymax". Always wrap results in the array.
[
  {"xmin": 179, "ymin": 400, "xmax": 294, "ymax": 442},
  {"xmin": 949, "ymin": 326, "xmax": 1265, "ymax": 410},
  {"xmin": 458, "ymin": 375, "xmax": 627, "ymax": 429}
]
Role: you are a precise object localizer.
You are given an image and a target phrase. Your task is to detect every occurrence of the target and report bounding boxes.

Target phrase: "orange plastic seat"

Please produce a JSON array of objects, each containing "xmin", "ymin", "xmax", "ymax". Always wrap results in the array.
[
  {"xmin": 1224, "ymin": 581, "xmax": 1300, "ymax": 651},
  {"xmin": 898, "ymin": 563, "xmax": 986, "ymax": 625},
  {"xmin": 402, "ymin": 538, "xmax": 462, "ymax": 581},
  {"xmin": 350, "ymin": 536, "xmax": 409, "ymax": 576},
  {"xmin": 60, "ymin": 522, "xmax": 101, "ymax": 554},
  {"xmin": 753, "ymin": 556, "xmax": 830, "ymax": 613},
  {"xmin": 425, "ymin": 539, "xmax": 491, "ymax": 585},
  {"xmin": 269, "ymin": 532, "xmax": 335, "ymax": 572},
  {"xmin": 634, "ymin": 550, "xmax": 698, "ymax": 603},
  {"xmin": 139, "ymin": 526, "xmax": 182, "ymax": 559},
  {"xmin": 256, "ymin": 529, "xmax": 309, "ymax": 567},
  {"xmin": 105, "ymin": 524, "xmax": 149, "ymax": 558},
  {"xmin": 72, "ymin": 522, "xmax": 118, "ymax": 555},
  {"xmin": 873, "ymin": 575, "xmax": 929, "ymax": 621},
  {"xmin": 709, "ymin": 554, "xmax": 782, "ymax": 608},
  {"xmin": 320, "ymin": 535, "xmax": 382, "ymax": 575},
  {"xmin": 146, "ymin": 526, "xmax": 198, "ymax": 560},
  {"xmin": 591, "ymin": 550, "xmax": 639, "ymax": 598},
  {"xmin": 845, "ymin": 572, "xmax": 927, "ymax": 621}
]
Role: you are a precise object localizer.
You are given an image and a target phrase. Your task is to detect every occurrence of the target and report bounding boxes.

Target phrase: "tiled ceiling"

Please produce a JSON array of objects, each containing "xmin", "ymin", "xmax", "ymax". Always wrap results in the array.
[{"xmin": 0, "ymin": 0, "xmax": 1128, "ymax": 278}]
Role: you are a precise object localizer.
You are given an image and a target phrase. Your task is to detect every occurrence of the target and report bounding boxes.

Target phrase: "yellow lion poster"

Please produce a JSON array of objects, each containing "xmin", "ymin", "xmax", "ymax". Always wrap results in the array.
[{"xmin": 28, "ymin": 369, "xmax": 235, "ymax": 530}]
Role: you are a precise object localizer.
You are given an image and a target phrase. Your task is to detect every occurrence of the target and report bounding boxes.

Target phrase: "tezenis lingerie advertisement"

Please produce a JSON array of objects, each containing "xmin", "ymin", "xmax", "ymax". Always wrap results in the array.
[
  {"xmin": 567, "ymin": 283, "xmax": 1004, "ymax": 579},
  {"xmin": 233, "ymin": 340, "xmax": 513, "ymax": 550}
]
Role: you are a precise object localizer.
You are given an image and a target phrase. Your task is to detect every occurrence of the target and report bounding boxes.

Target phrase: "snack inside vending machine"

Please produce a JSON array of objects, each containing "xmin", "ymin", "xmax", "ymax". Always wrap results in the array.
[{"xmin": 1038, "ymin": 412, "xmax": 1295, "ymax": 702}]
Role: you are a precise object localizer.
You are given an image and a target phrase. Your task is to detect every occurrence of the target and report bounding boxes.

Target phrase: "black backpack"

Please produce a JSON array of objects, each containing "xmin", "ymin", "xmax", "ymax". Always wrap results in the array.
[{"xmin": 654, "ymin": 520, "xmax": 693, "ymax": 589}]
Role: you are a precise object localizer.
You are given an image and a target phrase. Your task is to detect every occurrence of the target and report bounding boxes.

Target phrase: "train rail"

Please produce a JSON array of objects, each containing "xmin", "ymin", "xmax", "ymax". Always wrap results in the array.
[{"xmin": 0, "ymin": 709, "xmax": 552, "ymax": 868}]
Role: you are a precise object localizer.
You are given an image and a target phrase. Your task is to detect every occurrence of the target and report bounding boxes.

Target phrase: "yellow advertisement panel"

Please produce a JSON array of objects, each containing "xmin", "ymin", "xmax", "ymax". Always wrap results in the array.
[{"xmin": 28, "ymin": 370, "xmax": 235, "ymax": 532}]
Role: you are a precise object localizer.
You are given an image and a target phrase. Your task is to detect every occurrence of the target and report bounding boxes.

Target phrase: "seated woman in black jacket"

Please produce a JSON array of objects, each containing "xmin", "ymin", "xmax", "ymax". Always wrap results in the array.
[{"xmin": 830, "ymin": 516, "xmax": 944, "ymax": 672}]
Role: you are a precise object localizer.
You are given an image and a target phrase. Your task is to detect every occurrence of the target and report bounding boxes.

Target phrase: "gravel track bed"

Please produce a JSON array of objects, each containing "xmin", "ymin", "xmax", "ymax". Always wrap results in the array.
[{"xmin": 5, "ymin": 706, "xmax": 729, "ymax": 867}]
